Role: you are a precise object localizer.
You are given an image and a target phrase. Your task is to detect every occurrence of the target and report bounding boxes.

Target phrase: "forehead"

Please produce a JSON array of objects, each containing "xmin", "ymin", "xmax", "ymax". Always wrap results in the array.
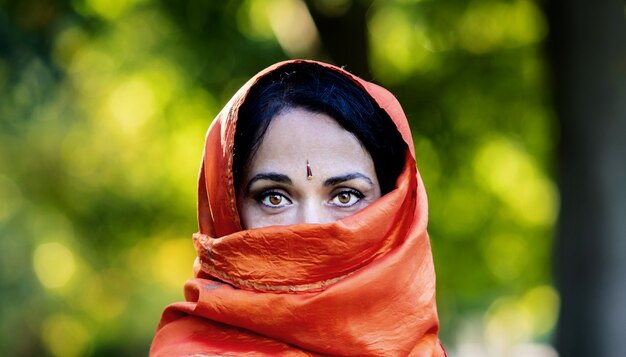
[{"xmin": 246, "ymin": 108, "xmax": 375, "ymax": 176}]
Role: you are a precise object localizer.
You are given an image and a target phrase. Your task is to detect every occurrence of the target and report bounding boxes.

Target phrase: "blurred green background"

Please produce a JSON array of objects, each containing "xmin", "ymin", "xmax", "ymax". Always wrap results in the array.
[{"xmin": 0, "ymin": 0, "xmax": 560, "ymax": 355}]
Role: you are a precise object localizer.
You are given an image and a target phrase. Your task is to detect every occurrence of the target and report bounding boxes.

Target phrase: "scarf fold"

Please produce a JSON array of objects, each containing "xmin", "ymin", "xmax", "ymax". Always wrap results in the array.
[{"xmin": 151, "ymin": 60, "xmax": 446, "ymax": 356}]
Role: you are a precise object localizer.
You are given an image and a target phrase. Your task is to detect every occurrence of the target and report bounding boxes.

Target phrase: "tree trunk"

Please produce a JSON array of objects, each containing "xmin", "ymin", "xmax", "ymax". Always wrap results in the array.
[
  {"xmin": 548, "ymin": 1, "xmax": 626, "ymax": 356},
  {"xmin": 304, "ymin": 0, "xmax": 372, "ymax": 79}
]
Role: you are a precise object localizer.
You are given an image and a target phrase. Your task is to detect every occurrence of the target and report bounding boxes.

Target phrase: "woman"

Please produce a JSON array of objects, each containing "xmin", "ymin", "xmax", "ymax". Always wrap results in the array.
[{"xmin": 151, "ymin": 60, "xmax": 446, "ymax": 356}]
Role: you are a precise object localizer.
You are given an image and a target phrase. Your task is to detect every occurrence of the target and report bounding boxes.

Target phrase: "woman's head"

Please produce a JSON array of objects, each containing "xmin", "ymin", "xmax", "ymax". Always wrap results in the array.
[{"xmin": 233, "ymin": 62, "xmax": 407, "ymax": 229}]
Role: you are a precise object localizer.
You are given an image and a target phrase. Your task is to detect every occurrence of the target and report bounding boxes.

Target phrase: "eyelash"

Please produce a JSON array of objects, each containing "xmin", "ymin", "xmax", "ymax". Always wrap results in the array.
[
  {"xmin": 329, "ymin": 189, "xmax": 365, "ymax": 207},
  {"xmin": 255, "ymin": 188, "xmax": 365, "ymax": 209},
  {"xmin": 256, "ymin": 191, "xmax": 292, "ymax": 208}
]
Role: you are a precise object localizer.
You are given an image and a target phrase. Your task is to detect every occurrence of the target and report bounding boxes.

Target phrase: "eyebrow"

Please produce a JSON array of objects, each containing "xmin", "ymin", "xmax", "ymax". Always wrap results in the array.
[
  {"xmin": 246, "ymin": 172, "xmax": 293, "ymax": 191},
  {"xmin": 324, "ymin": 173, "xmax": 373, "ymax": 187}
]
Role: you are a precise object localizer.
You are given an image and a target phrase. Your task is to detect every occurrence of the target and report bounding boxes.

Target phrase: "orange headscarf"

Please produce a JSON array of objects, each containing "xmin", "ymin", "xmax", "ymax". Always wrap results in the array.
[{"xmin": 150, "ymin": 60, "xmax": 446, "ymax": 356}]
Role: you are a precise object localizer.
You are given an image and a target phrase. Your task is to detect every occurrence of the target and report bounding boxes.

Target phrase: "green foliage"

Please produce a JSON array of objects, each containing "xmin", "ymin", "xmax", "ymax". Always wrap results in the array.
[{"xmin": 0, "ymin": 0, "xmax": 557, "ymax": 355}]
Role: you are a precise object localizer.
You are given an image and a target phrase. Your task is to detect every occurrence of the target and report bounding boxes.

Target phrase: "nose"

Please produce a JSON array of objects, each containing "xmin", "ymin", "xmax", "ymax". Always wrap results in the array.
[{"xmin": 298, "ymin": 200, "xmax": 333, "ymax": 225}]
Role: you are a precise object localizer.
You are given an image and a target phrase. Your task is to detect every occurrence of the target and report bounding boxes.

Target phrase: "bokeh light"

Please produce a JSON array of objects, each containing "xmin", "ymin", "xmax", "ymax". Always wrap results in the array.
[
  {"xmin": 33, "ymin": 242, "xmax": 76, "ymax": 289},
  {"xmin": 41, "ymin": 314, "xmax": 90, "ymax": 357},
  {"xmin": 473, "ymin": 136, "xmax": 558, "ymax": 227},
  {"xmin": 0, "ymin": 0, "xmax": 558, "ymax": 355}
]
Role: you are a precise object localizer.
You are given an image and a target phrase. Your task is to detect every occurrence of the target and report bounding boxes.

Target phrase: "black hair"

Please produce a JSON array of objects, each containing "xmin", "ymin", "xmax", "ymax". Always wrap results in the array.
[{"xmin": 233, "ymin": 62, "xmax": 407, "ymax": 195}]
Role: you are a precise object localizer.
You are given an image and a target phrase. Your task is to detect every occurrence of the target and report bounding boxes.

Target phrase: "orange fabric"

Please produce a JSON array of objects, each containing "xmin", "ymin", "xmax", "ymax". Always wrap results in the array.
[{"xmin": 151, "ymin": 60, "xmax": 446, "ymax": 356}]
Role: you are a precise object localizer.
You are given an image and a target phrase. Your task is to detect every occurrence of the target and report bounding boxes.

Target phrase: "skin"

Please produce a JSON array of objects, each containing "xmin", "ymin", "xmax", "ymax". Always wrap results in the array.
[{"xmin": 237, "ymin": 107, "xmax": 382, "ymax": 229}]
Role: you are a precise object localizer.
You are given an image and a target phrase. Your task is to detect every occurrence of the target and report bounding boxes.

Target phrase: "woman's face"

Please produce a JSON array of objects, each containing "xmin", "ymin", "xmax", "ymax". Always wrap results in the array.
[{"xmin": 237, "ymin": 107, "xmax": 382, "ymax": 229}]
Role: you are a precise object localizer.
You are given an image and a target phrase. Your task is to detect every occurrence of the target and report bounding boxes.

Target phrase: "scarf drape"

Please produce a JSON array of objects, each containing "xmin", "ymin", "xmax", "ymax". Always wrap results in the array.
[{"xmin": 150, "ymin": 60, "xmax": 446, "ymax": 356}]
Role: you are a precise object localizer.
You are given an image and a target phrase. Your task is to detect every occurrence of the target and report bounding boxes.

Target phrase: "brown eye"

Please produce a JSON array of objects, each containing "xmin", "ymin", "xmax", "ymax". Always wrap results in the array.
[
  {"xmin": 269, "ymin": 194, "xmax": 282, "ymax": 205},
  {"xmin": 259, "ymin": 192, "xmax": 292, "ymax": 208},
  {"xmin": 330, "ymin": 190, "xmax": 364, "ymax": 207},
  {"xmin": 337, "ymin": 192, "xmax": 351, "ymax": 204}
]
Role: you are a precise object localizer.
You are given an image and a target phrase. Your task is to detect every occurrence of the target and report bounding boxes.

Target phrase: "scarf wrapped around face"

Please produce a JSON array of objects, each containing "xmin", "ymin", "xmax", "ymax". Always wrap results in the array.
[{"xmin": 150, "ymin": 60, "xmax": 446, "ymax": 356}]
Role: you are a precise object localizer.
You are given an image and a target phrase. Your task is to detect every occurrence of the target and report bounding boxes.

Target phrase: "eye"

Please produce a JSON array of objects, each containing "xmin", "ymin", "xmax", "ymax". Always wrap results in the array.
[
  {"xmin": 329, "ymin": 189, "xmax": 364, "ymax": 207},
  {"xmin": 258, "ymin": 191, "xmax": 292, "ymax": 208}
]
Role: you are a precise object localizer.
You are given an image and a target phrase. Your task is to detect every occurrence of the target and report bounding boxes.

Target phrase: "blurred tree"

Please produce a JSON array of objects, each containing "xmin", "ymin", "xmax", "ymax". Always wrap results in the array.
[
  {"xmin": 548, "ymin": 0, "xmax": 626, "ymax": 356},
  {"xmin": 0, "ymin": 0, "xmax": 559, "ymax": 355}
]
